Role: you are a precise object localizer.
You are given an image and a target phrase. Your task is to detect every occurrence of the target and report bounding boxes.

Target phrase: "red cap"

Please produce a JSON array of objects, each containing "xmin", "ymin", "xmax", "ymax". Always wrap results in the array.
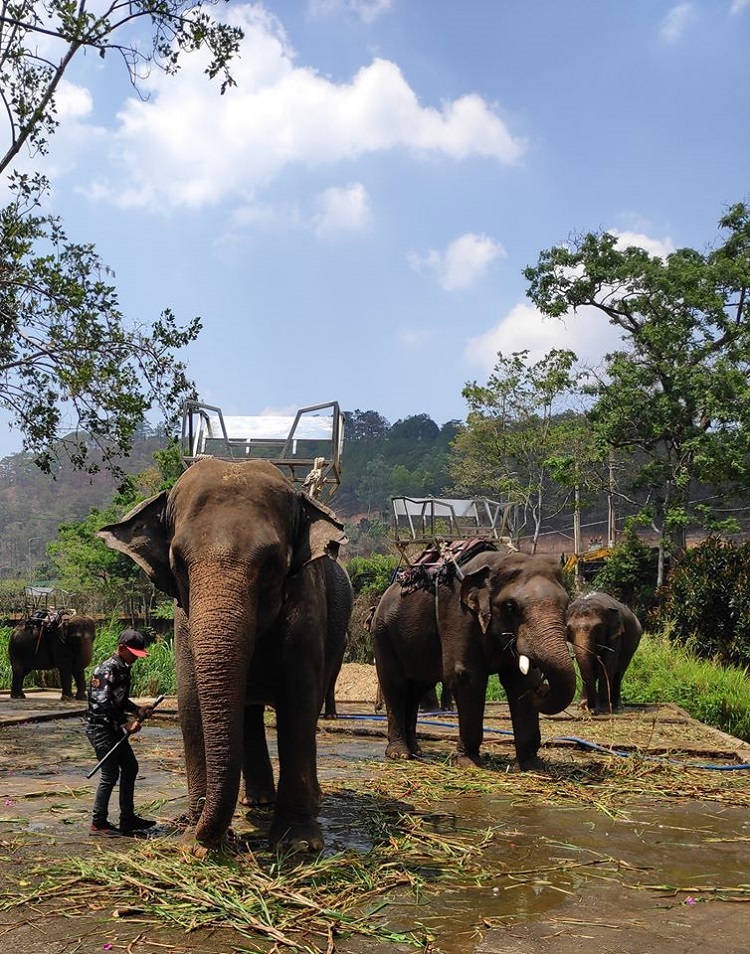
[{"xmin": 118, "ymin": 629, "xmax": 149, "ymax": 657}]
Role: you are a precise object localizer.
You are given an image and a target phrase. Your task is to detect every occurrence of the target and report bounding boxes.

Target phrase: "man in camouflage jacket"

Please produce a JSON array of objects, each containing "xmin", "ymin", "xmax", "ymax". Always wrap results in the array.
[{"xmin": 85, "ymin": 629, "xmax": 156, "ymax": 835}]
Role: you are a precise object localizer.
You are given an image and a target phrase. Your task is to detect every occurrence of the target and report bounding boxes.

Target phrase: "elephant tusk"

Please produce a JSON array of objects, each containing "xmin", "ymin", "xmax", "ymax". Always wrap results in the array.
[{"xmin": 518, "ymin": 654, "xmax": 530, "ymax": 676}]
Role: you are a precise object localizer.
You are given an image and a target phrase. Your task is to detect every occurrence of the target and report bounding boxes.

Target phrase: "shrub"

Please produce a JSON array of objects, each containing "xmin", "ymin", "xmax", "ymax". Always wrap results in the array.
[
  {"xmin": 626, "ymin": 633, "xmax": 750, "ymax": 742},
  {"xmin": 345, "ymin": 553, "xmax": 399, "ymax": 599},
  {"xmin": 658, "ymin": 537, "xmax": 750, "ymax": 668},
  {"xmin": 591, "ymin": 530, "xmax": 658, "ymax": 620},
  {"xmin": 344, "ymin": 554, "xmax": 400, "ymax": 664}
]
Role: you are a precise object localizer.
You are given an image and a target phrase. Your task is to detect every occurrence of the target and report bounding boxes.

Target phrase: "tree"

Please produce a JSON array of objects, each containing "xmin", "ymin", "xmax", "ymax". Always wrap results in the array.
[
  {"xmin": 0, "ymin": 1, "xmax": 242, "ymax": 473},
  {"xmin": 388, "ymin": 414, "xmax": 440, "ymax": 442},
  {"xmin": 48, "ymin": 435, "xmax": 187, "ymax": 607},
  {"xmin": 525, "ymin": 202, "xmax": 750, "ymax": 584},
  {"xmin": 451, "ymin": 349, "xmax": 591, "ymax": 551},
  {"xmin": 344, "ymin": 409, "xmax": 391, "ymax": 441}
]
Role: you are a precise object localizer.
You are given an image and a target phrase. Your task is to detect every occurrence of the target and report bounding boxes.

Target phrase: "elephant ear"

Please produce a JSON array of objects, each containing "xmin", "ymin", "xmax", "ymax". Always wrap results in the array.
[
  {"xmin": 290, "ymin": 493, "xmax": 348, "ymax": 574},
  {"xmin": 607, "ymin": 606, "xmax": 624, "ymax": 639},
  {"xmin": 459, "ymin": 566, "xmax": 492, "ymax": 633},
  {"xmin": 97, "ymin": 491, "xmax": 178, "ymax": 600}
]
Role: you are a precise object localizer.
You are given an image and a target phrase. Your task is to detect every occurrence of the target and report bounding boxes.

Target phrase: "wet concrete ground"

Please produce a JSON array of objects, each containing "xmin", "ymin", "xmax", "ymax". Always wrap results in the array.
[{"xmin": 1, "ymin": 693, "xmax": 749, "ymax": 953}]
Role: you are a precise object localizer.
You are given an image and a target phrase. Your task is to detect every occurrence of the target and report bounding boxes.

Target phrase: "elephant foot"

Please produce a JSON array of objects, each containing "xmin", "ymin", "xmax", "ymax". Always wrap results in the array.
[
  {"xmin": 185, "ymin": 827, "xmax": 239, "ymax": 856},
  {"xmin": 241, "ymin": 790, "xmax": 276, "ymax": 808},
  {"xmin": 453, "ymin": 752, "xmax": 484, "ymax": 769},
  {"xmin": 385, "ymin": 741, "xmax": 414, "ymax": 760},
  {"xmin": 321, "ymin": 712, "xmax": 337, "ymax": 720},
  {"xmin": 60, "ymin": 694, "xmax": 76, "ymax": 702},
  {"xmin": 10, "ymin": 692, "xmax": 26, "ymax": 700},
  {"xmin": 75, "ymin": 692, "xmax": 87, "ymax": 701},
  {"xmin": 269, "ymin": 816, "xmax": 324, "ymax": 853},
  {"xmin": 517, "ymin": 754, "xmax": 547, "ymax": 772}
]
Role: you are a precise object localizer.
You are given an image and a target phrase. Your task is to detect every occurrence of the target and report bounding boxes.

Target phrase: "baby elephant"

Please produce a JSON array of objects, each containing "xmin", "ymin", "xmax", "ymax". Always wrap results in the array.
[{"xmin": 566, "ymin": 592, "xmax": 642, "ymax": 714}]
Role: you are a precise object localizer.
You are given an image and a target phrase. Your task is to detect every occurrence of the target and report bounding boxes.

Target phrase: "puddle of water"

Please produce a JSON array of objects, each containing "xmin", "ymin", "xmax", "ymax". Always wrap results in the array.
[{"xmin": 3, "ymin": 714, "xmax": 750, "ymax": 954}]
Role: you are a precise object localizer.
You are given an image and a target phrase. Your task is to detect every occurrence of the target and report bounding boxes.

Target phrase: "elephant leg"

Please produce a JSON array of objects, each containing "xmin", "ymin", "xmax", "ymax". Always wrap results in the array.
[
  {"xmin": 73, "ymin": 668, "xmax": 87, "ymax": 700},
  {"xmin": 503, "ymin": 671, "xmax": 543, "ymax": 771},
  {"xmin": 453, "ymin": 673, "xmax": 488, "ymax": 768},
  {"xmin": 10, "ymin": 667, "xmax": 26, "ymax": 700},
  {"xmin": 241, "ymin": 704, "xmax": 275, "ymax": 806},
  {"xmin": 322, "ymin": 683, "xmax": 337, "ymax": 719},
  {"xmin": 272, "ymin": 692, "xmax": 323, "ymax": 851},
  {"xmin": 57, "ymin": 660, "xmax": 75, "ymax": 700},
  {"xmin": 175, "ymin": 610, "xmax": 207, "ymax": 826},
  {"xmin": 595, "ymin": 665, "xmax": 613, "ymax": 714},
  {"xmin": 578, "ymin": 664, "xmax": 598, "ymax": 711},
  {"xmin": 404, "ymin": 687, "xmax": 424, "ymax": 757},
  {"xmin": 419, "ymin": 686, "xmax": 440, "ymax": 711},
  {"xmin": 610, "ymin": 670, "xmax": 624, "ymax": 711},
  {"xmin": 375, "ymin": 632, "xmax": 415, "ymax": 760},
  {"xmin": 270, "ymin": 584, "xmax": 326, "ymax": 851}
]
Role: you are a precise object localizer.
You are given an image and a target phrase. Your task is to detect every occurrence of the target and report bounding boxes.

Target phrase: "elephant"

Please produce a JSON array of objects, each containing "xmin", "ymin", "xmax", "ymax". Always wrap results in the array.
[
  {"xmin": 9, "ymin": 612, "xmax": 96, "ymax": 701},
  {"xmin": 566, "ymin": 591, "xmax": 642, "ymax": 714},
  {"xmin": 372, "ymin": 550, "xmax": 575, "ymax": 771},
  {"xmin": 97, "ymin": 457, "xmax": 352, "ymax": 852},
  {"xmin": 320, "ymin": 629, "xmax": 348, "ymax": 720}
]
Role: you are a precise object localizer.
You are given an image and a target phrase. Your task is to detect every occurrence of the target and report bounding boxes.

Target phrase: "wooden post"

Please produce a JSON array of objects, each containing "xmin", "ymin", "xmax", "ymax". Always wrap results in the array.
[{"xmin": 573, "ymin": 485, "xmax": 582, "ymax": 584}]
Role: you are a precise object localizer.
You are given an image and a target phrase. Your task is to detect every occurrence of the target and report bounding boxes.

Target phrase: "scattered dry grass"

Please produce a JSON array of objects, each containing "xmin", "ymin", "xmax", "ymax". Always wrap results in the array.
[{"xmin": 2, "ymin": 753, "xmax": 749, "ymax": 951}]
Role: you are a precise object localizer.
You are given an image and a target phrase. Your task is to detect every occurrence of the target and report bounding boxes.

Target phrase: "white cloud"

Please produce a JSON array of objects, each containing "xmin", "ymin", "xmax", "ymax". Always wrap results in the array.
[
  {"xmin": 609, "ymin": 229, "xmax": 675, "ymax": 259},
  {"xmin": 397, "ymin": 327, "xmax": 433, "ymax": 347},
  {"xmin": 313, "ymin": 182, "xmax": 371, "ymax": 236},
  {"xmin": 730, "ymin": 0, "xmax": 750, "ymax": 13},
  {"xmin": 464, "ymin": 302, "xmax": 625, "ymax": 376},
  {"xmin": 409, "ymin": 232, "xmax": 506, "ymax": 291},
  {"xmin": 56, "ymin": 80, "xmax": 93, "ymax": 120},
  {"xmin": 307, "ymin": 0, "xmax": 394, "ymax": 23},
  {"xmin": 83, "ymin": 5, "xmax": 524, "ymax": 210},
  {"xmin": 659, "ymin": 3, "xmax": 695, "ymax": 43},
  {"xmin": 464, "ymin": 225, "xmax": 676, "ymax": 375}
]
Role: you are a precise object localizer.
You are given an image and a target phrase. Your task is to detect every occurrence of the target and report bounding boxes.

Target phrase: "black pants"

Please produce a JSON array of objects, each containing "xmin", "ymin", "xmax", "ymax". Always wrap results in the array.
[{"xmin": 86, "ymin": 723, "xmax": 139, "ymax": 826}]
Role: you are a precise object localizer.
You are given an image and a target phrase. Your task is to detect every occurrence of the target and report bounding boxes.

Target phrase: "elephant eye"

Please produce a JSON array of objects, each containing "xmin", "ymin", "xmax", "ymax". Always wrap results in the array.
[{"xmin": 500, "ymin": 599, "xmax": 518, "ymax": 619}]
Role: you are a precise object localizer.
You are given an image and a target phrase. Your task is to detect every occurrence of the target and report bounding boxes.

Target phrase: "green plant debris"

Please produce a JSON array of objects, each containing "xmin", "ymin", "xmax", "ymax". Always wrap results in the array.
[{"xmin": 1, "ymin": 754, "xmax": 748, "ymax": 951}]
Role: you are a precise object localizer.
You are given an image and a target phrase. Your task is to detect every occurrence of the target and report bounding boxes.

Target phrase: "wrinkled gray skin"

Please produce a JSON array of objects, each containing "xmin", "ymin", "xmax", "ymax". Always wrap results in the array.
[
  {"xmin": 566, "ymin": 591, "xmax": 642, "ymax": 714},
  {"xmin": 372, "ymin": 551, "xmax": 575, "ymax": 770},
  {"xmin": 97, "ymin": 458, "xmax": 352, "ymax": 851},
  {"xmin": 10, "ymin": 614, "xmax": 96, "ymax": 700}
]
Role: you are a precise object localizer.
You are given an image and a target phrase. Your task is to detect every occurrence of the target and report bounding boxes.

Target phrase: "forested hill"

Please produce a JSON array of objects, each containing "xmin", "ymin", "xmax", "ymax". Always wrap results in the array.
[
  {"xmin": 0, "ymin": 411, "xmax": 462, "ymax": 577},
  {"xmin": 0, "ymin": 425, "xmax": 169, "ymax": 578}
]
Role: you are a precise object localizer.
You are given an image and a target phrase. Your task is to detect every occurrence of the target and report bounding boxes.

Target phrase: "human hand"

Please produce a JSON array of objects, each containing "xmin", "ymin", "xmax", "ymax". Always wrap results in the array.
[
  {"xmin": 127, "ymin": 721, "xmax": 142, "ymax": 734},
  {"xmin": 137, "ymin": 706, "xmax": 154, "ymax": 721}
]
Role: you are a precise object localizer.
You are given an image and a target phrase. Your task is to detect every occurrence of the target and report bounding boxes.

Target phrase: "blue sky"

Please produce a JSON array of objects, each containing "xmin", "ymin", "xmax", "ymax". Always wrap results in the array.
[{"xmin": 2, "ymin": 0, "xmax": 749, "ymax": 458}]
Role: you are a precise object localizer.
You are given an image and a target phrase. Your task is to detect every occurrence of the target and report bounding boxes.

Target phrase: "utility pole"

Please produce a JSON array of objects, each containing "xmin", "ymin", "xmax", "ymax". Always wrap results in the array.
[
  {"xmin": 573, "ymin": 485, "xmax": 582, "ymax": 585},
  {"xmin": 607, "ymin": 452, "xmax": 617, "ymax": 548},
  {"xmin": 27, "ymin": 537, "xmax": 40, "ymax": 583}
]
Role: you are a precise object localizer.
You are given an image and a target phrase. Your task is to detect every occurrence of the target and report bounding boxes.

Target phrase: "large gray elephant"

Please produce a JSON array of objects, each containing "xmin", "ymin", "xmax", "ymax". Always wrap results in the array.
[
  {"xmin": 9, "ymin": 612, "xmax": 96, "ymax": 700},
  {"xmin": 372, "ymin": 551, "xmax": 575, "ymax": 770},
  {"xmin": 97, "ymin": 458, "xmax": 352, "ymax": 852},
  {"xmin": 566, "ymin": 591, "xmax": 642, "ymax": 714}
]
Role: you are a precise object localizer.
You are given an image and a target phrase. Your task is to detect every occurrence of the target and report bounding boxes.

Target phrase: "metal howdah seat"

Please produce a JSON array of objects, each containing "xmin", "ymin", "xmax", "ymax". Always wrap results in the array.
[
  {"xmin": 180, "ymin": 400, "xmax": 345, "ymax": 500},
  {"xmin": 390, "ymin": 495, "xmax": 516, "ymax": 562}
]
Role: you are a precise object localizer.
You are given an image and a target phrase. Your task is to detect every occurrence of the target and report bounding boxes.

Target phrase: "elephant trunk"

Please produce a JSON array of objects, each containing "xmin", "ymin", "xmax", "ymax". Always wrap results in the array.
[
  {"xmin": 517, "ymin": 612, "xmax": 576, "ymax": 716},
  {"xmin": 187, "ymin": 568, "xmax": 257, "ymax": 846}
]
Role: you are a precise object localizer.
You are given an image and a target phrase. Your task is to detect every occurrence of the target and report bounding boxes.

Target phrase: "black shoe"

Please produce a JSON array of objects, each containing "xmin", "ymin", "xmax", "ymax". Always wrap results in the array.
[
  {"xmin": 90, "ymin": 821, "xmax": 120, "ymax": 837},
  {"xmin": 120, "ymin": 815, "xmax": 157, "ymax": 833}
]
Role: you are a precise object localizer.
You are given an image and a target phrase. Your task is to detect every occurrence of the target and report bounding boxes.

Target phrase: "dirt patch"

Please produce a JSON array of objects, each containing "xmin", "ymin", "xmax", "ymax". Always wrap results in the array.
[
  {"xmin": 333, "ymin": 662, "xmax": 380, "ymax": 704},
  {"xmin": 1, "ymin": 694, "xmax": 750, "ymax": 953}
]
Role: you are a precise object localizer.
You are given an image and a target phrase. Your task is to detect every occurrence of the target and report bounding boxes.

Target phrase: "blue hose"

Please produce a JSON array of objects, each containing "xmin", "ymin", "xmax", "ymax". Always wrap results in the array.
[{"xmin": 328, "ymin": 712, "xmax": 750, "ymax": 771}]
